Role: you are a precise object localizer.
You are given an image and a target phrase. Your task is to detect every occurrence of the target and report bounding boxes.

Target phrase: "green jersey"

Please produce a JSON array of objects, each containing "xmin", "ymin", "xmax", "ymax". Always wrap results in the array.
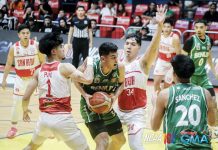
[
  {"xmin": 164, "ymin": 83, "xmax": 211, "ymax": 149},
  {"xmin": 82, "ymin": 58, "xmax": 120, "ymax": 95},
  {"xmin": 189, "ymin": 35, "xmax": 211, "ymax": 76}
]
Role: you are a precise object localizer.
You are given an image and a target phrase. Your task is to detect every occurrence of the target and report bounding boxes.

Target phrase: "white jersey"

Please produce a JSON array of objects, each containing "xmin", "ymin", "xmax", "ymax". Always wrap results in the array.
[
  {"xmin": 118, "ymin": 59, "xmax": 148, "ymax": 111},
  {"xmin": 14, "ymin": 40, "xmax": 41, "ymax": 77},
  {"xmin": 38, "ymin": 61, "xmax": 72, "ymax": 113},
  {"xmin": 158, "ymin": 32, "xmax": 176, "ymax": 62}
]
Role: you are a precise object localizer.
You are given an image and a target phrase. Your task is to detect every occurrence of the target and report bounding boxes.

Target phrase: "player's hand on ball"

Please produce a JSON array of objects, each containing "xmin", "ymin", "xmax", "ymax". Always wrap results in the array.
[{"xmin": 84, "ymin": 93, "xmax": 93, "ymax": 108}]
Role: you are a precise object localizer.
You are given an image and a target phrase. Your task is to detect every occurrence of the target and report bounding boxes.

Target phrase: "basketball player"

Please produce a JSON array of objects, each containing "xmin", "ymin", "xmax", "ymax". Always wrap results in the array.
[
  {"xmin": 1, "ymin": 24, "xmax": 45, "ymax": 138},
  {"xmin": 151, "ymin": 54, "xmax": 217, "ymax": 149},
  {"xmin": 153, "ymin": 18, "xmax": 181, "ymax": 93},
  {"xmin": 115, "ymin": 5, "xmax": 167, "ymax": 150},
  {"xmin": 74, "ymin": 42, "xmax": 126, "ymax": 150},
  {"xmin": 22, "ymin": 33, "xmax": 93, "ymax": 150},
  {"xmin": 183, "ymin": 19, "xmax": 218, "ymax": 140}
]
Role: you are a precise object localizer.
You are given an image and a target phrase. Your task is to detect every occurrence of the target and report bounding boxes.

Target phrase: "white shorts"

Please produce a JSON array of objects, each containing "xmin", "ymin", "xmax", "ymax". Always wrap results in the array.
[
  {"xmin": 13, "ymin": 76, "xmax": 32, "ymax": 96},
  {"xmin": 114, "ymin": 104, "xmax": 147, "ymax": 135},
  {"xmin": 153, "ymin": 58, "xmax": 173, "ymax": 84},
  {"xmin": 32, "ymin": 112, "xmax": 86, "ymax": 143}
]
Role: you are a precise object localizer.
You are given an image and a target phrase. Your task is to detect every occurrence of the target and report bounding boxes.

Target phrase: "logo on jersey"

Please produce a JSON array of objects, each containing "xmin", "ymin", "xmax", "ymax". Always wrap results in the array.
[{"xmin": 196, "ymin": 43, "xmax": 201, "ymax": 50}]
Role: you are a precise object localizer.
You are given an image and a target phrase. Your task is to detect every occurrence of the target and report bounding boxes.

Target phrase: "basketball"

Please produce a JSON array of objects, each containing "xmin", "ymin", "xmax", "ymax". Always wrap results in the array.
[{"xmin": 89, "ymin": 92, "xmax": 112, "ymax": 114}]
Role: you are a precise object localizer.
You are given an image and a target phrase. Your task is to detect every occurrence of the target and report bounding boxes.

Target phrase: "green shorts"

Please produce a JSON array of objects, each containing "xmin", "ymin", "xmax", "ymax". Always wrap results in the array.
[
  {"xmin": 190, "ymin": 75, "xmax": 213, "ymax": 89},
  {"xmin": 80, "ymin": 97, "xmax": 123, "ymax": 138}
]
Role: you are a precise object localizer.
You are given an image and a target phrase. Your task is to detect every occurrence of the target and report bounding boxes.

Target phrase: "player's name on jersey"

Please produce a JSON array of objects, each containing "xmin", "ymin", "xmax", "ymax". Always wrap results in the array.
[
  {"xmin": 175, "ymin": 94, "xmax": 200, "ymax": 103},
  {"xmin": 194, "ymin": 52, "xmax": 209, "ymax": 59}
]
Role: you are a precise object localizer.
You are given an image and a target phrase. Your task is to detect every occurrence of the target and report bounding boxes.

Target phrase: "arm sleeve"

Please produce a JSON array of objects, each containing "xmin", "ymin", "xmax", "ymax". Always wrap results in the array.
[{"xmin": 183, "ymin": 37, "xmax": 194, "ymax": 53}]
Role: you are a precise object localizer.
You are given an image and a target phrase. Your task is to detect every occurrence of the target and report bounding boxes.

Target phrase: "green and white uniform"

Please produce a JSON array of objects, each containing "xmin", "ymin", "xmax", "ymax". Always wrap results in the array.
[
  {"xmin": 80, "ymin": 58, "xmax": 122, "ymax": 138},
  {"xmin": 164, "ymin": 83, "xmax": 211, "ymax": 150},
  {"xmin": 189, "ymin": 35, "xmax": 213, "ymax": 89}
]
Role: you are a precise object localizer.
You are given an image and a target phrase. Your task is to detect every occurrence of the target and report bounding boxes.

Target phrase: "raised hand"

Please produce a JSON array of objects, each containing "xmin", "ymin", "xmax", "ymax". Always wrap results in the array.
[{"xmin": 155, "ymin": 5, "xmax": 167, "ymax": 25}]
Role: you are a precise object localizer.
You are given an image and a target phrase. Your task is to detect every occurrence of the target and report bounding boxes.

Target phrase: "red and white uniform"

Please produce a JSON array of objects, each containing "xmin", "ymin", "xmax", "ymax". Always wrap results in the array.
[
  {"xmin": 153, "ymin": 32, "xmax": 176, "ymax": 83},
  {"xmin": 115, "ymin": 59, "xmax": 148, "ymax": 134},
  {"xmin": 33, "ymin": 62, "xmax": 88, "ymax": 148},
  {"xmin": 38, "ymin": 61, "xmax": 71, "ymax": 113},
  {"xmin": 13, "ymin": 40, "xmax": 40, "ymax": 95}
]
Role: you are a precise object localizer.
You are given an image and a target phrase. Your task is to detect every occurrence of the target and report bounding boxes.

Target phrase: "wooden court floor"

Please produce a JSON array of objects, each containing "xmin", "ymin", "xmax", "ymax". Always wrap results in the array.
[{"xmin": 0, "ymin": 82, "xmax": 218, "ymax": 150}]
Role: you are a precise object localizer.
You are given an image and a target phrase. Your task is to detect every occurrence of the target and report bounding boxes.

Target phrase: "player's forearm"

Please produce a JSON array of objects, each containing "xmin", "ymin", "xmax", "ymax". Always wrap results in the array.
[
  {"xmin": 89, "ymin": 29, "xmax": 93, "ymax": 46},
  {"xmin": 208, "ymin": 56, "xmax": 216, "ymax": 75},
  {"xmin": 114, "ymin": 83, "xmax": 124, "ymax": 100},
  {"xmin": 67, "ymin": 28, "xmax": 73, "ymax": 44},
  {"xmin": 22, "ymin": 99, "xmax": 30, "ymax": 112},
  {"xmin": 3, "ymin": 64, "xmax": 12, "ymax": 81},
  {"xmin": 73, "ymin": 81, "xmax": 86, "ymax": 97},
  {"xmin": 144, "ymin": 23, "xmax": 163, "ymax": 68}
]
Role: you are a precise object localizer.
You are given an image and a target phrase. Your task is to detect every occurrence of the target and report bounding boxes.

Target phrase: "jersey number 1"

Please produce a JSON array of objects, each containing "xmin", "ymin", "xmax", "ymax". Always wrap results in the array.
[{"xmin": 46, "ymin": 79, "xmax": 53, "ymax": 97}]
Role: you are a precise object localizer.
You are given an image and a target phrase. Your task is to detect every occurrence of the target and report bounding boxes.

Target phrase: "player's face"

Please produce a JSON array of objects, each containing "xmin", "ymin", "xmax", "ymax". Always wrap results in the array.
[
  {"xmin": 124, "ymin": 38, "xmax": 140, "ymax": 60},
  {"xmin": 101, "ymin": 52, "xmax": 118, "ymax": 70},
  {"xmin": 56, "ymin": 44, "xmax": 65, "ymax": 60},
  {"xmin": 194, "ymin": 23, "xmax": 207, "ymax": 38},
  {"xmin": 76, "ymin": 8, "xmax": 85, "ymax": 17},
  {"xmin": 163, "ymin": 23, "xmax": 172, "ymax": 35},
  {"xmin": 18, "ymin": 29, "xmax": 30, "ymax": 42}
]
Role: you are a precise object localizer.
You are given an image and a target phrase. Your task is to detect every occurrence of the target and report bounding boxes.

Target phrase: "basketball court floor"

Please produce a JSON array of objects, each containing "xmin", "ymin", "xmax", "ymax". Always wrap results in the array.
[{"xmin": 0, "ymin": 79, "xmax": 218, "ymax": 150}]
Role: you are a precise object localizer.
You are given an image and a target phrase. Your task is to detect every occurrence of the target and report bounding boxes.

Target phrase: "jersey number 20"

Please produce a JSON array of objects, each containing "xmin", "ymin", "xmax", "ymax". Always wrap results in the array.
[{"xmin": 176, "ymin": 104, "xmax": 201, "ymax": 127}]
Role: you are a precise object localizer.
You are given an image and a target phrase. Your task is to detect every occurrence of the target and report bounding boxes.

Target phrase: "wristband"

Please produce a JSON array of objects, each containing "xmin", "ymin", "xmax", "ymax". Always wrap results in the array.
[{"xmin": 87, "ymin": 57, "xmax": 93, "ymax": 66}]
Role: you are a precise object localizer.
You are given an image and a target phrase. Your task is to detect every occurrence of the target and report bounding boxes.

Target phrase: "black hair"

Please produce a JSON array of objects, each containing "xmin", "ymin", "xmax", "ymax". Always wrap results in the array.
[
  {"xmin": 76, "ymin": 5, "xmax": 85, "ymax": 10},
  {"xmin": 164, "ymin": 18, "xmax": 174, "ymax": 26},
  {"xmin": 125, "ymin": 33, "xmax": 142, "ymax": 46},
  {"xmin": 17, "ymin": 24, "xmax": 30, "ymax": 33},
  {"xmin": 194, "ymin": 19, "xmax": 207, "ymax": 26},
  {"xmin": 210, "ymin": 3, "xmax": 217, "ymax": 9},
  {"xmin": 90, "ymin": 19, "xmax": 97, "ymax": 23},
  {"xmin": 39, "ymin": 33, "xmax": 63, "ymax": 57},
  {"xmin": 99, "ymin": 42, "xmax": 118, "ymax": 56},
  {"xmin": 171, "ymin": 54, "xmax": 195, "ymax": 79}
]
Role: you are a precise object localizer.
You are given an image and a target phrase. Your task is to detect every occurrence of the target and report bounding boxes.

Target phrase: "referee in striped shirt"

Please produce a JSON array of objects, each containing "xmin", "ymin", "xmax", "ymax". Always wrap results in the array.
[{"xmin": 68, "ymin": 6, "xmax": 93, "ymax": 68}]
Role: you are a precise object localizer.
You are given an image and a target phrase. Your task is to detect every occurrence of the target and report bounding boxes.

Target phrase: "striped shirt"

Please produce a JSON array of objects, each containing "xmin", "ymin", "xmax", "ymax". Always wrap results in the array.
[{"xmin": 71, "ymin": 16, "xmax": 91, "ymax": 38}]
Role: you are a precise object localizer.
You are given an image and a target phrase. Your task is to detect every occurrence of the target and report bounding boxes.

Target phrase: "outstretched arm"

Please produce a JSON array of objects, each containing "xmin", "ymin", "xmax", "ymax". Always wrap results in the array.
[
  {"xmin": 140, "ymin": 5, "xmax": 166, "ymax": 75},
  {"xmin": 61, "ymin": 58, "xmax": 94, "ymax": 84}
]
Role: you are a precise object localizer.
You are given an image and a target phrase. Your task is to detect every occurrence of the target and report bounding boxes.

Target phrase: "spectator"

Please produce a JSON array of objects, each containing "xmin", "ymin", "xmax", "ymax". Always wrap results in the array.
[
  {"xmin": 0, "ymin": 10, "xmax": 8, "ymax": 29},
  {"xmin": 87, "ymin": 2, "xmax": 101, "ymax": 14},
  {"xmin": 1, "ymin": 5, "xmax": 8, "ymax": 18},
  {"xmin": 165, "ymin": 3, "xmax": 175, "ymax": 20},
  {"xmin": 117, "ymin": 3, "xmax": 126, "ymax": 16},
  {"xmin": 90, "ymin": 19, "xmax": 100, "ymax": 37},
  {"xmin": 39, "ymin": 0, "xmax": 52, "ymax": 19},
  {"xmin": 137, "ymin": 26, "xmax": 152, "ymax": 41},
  {"xmin": 23, "ymin": 5, "xmax": 34, "ymax": 23},
  {"xmin": 10, "ymin": 0, "xmax": 24, "ymax": 11},
  {"xmin": 39, "ymin": 15, "xmax": 57, "ymax": 33},
  {"xmin": 142, "ymin": 2, "xmax": 157, "ymax": 21},
  {"xmin": 203, "ymin": 3, "xmax": 218, "ymax": 24},
  {"xmin": 57, "ymin": 18, "xmax": 68, "ymax": 34},
  {"xmin": 24, "ymin": 0, "xmax": 32, "ymax": 10},
  {"xmin": 130, "ymin": 15, "xmax": 143, "ymax": 27},
  {"xmin": 100, "ymin": 1, "xmax": 116, "ymax": 17},
  {"xmin": 168, "ymin": 0, "xmax": 180, "ymax": 6},
  {"xmin": 55, "ymin": 9, "xmax": 67, "ymax": 21},
  {"xmin": 26, "ymin": 17, "xmax": 39, "ymax": 32}
]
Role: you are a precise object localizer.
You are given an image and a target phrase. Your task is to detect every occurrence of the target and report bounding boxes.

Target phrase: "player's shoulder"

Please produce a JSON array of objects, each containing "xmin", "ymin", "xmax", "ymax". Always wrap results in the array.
[{"xmin": 172, "ymin": 33, "xmax": 180, "ymax": 39}]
